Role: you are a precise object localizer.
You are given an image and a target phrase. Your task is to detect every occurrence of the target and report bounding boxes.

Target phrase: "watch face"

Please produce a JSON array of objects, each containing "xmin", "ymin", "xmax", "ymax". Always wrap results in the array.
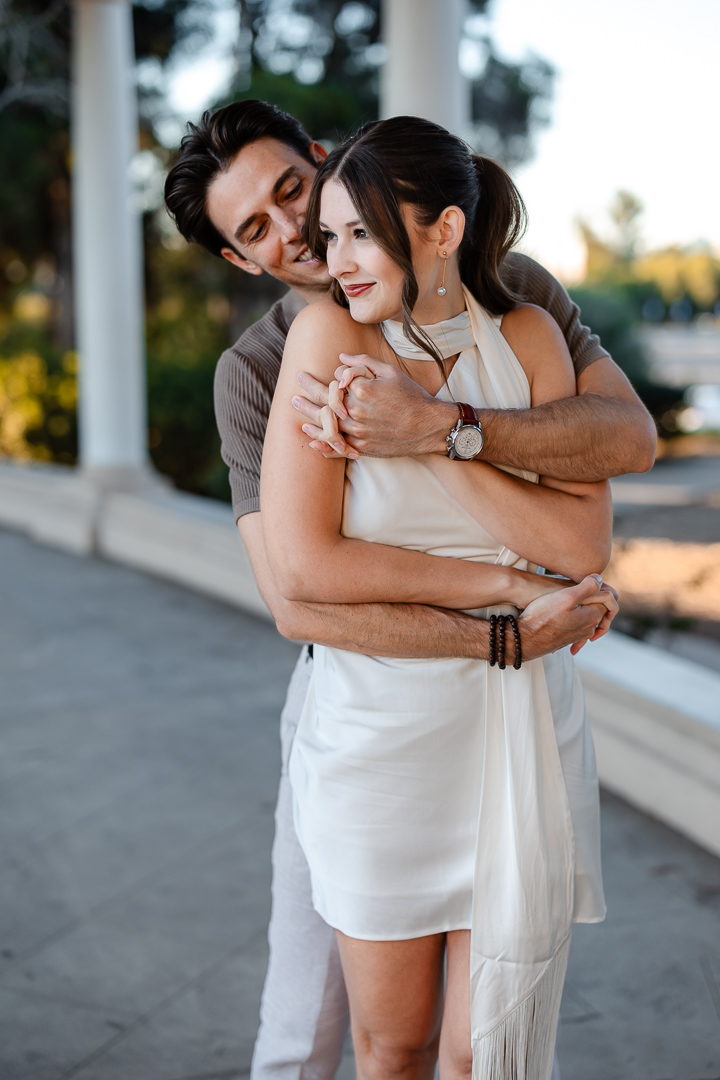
[{"xmin": 455, "ymin": 425, "xmax": 483, "ymax": 459}]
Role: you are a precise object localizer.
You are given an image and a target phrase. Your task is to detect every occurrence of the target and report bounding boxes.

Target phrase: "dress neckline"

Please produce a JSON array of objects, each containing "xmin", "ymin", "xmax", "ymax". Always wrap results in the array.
[{"xmin": 381, "ymin": 308, "xmax": 475, "ymax": 362}]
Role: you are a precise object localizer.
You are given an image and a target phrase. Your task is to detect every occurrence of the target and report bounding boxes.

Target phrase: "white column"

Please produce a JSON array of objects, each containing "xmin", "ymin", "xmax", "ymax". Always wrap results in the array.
[
  {"xmin": 72, "ymin": 0, "xmax": 149, "ymax": 486},
  {"xmin": 380, "ymin": 0, "xmax": 469, "ymax": 137}
]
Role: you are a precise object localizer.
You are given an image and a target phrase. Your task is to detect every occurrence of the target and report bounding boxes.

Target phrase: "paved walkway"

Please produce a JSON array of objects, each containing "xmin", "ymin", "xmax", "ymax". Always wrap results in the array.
[{"xmin": 2, "ymin": 527, "xmax": 720, "ymax": 1080}]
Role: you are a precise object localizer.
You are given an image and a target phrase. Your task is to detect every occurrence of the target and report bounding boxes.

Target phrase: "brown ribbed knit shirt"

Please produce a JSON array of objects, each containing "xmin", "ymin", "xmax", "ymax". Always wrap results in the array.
[{"xmin": 214, "ymin": 252, "xmax": 609, "ymax": 522}]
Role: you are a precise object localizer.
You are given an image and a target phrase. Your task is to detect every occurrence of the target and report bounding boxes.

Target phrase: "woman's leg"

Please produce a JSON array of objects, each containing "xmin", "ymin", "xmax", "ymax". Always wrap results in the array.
[
  {"xmin": 438, "ymin": 930, "xmax": 472, "ymax": 1080},
  {"xmin": 335, "ymin": 930, "xmax": 445, "ymax": 1080}
]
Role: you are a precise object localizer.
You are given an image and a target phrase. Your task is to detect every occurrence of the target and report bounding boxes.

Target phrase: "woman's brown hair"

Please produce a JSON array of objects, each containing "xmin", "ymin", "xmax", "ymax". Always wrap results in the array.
[{"xmin": 304, "ymin": 116, "xmax": 527, "ymax": 369}]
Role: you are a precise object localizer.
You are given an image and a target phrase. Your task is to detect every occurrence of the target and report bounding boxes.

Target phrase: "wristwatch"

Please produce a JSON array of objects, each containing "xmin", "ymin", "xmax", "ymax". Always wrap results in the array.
[{"xmin": 446, "ymin": 402, "xmax": 484, "ymax": 459}]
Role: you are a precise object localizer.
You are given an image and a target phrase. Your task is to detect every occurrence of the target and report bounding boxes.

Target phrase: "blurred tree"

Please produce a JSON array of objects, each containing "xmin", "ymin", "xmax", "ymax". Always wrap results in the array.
[
  {"xmin": 0, "ymin": 0, "xmax": 228, "ymax": 490},
  {"xmin": 572, "ymin": 192, "xmax": 720, "ymax": 439},
  {"xmin": 579, "ymin": 192, "xmax": 720, "ymax": 314},
  {"xmin": 568, "ymin": 287, "xmax": 647, "ymax": 386},
  {"xmin": 0, "ymin": 317, "xmax": 77, "ymax": 463},
  {"xmin": 633, "ymin": 244, "xmax": 720, "ymax": 311},
  {"xmin": 0, "ymin": 0, "xmax": 556, "ymax": 496},
  {"xmin": 568, "ymin": 285, "xmax": 684, "ymax": 438},
  {"xmin": 227, "ymin": 0, "xmax": 554, "ymax": 160},
  {"xmin": 143, "ymin": 227, "xmax": 283, "ymax": 497},
  {"xmin": 0, "ymin": 0, "xmax": 210, "ymax": 343},
  {"xmin": 609, "ymin": 189, "xmax": 643, "ymax": 262}
]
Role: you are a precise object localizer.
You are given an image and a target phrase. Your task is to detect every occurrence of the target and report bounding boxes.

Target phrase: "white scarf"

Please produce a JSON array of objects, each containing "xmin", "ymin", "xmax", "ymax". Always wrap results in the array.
[
  {"xmin": 386, "ymin": 288, "xmax": 577, "ymax": 1080},
  {"xmin": 381, "ymin": 308, "xmax": 476, "ymax": 360}
]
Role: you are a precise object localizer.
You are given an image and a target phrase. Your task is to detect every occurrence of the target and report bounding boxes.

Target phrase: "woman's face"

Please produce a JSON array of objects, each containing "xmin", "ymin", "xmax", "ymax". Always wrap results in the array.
[{"xmin": 318, "ymin": 179, "xmax": 440, "ymax": 324}]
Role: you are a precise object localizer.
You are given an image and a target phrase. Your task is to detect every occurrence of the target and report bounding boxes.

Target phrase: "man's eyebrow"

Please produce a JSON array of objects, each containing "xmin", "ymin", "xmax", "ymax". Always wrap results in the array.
[{"xmin": 233, "ymin": 166, "xmax": 302, "ymax": 243}]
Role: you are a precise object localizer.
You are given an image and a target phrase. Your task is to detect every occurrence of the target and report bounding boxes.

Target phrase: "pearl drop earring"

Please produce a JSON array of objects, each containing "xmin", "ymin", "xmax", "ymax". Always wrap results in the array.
[{"xmin": 437, "ymin": 252, "xmax": 448, "ymax": 296}]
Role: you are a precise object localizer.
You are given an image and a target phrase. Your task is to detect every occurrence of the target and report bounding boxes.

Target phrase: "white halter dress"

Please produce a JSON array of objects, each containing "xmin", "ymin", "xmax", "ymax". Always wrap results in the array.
[{"xmin": 288, "ymin": 287, "xmax": 605, "ymax": 1078}]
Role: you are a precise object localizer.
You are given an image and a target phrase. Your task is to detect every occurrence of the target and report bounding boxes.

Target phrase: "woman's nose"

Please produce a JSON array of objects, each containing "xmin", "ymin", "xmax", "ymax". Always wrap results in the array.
[{"xmin": 327, "ymin": 238, "xmax": 356, "ymax": 279}]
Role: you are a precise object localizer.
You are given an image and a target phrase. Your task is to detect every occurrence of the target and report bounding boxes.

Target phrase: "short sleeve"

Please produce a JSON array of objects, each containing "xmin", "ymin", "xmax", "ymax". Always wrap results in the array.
[
  {"xmin": 503, "ymin": 253, "xmax": 610, "ymax": 377},
  {"xmin": 213, "ymin": 346, "xmax": 269, "ymax": 520}
]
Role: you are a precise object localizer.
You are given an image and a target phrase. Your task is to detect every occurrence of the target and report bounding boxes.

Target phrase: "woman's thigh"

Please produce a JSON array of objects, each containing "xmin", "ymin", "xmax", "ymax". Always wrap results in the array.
[
  {"xmin": 439, "ymin": 930, "xmax": 472, "ymax": 1080},
  {"xmin": 335, "ymin": 930, "xmax": 445, "ymax": 1071}
]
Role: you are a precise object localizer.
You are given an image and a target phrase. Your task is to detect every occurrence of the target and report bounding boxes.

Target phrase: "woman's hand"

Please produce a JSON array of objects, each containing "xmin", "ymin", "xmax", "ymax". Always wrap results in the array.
[
  {"xmin": 520, "ymin": 574, "xmax": 620, "ymax": 659},
  {"xmin": 297, "ymin": 362, "xmax": 377, "ymax": 459}
]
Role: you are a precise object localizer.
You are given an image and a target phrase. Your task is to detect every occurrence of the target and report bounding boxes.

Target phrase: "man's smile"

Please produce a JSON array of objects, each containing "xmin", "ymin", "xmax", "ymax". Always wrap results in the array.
[{"xmin": 293, "ymin": 246, "xmax": 320, "ymax": 265}]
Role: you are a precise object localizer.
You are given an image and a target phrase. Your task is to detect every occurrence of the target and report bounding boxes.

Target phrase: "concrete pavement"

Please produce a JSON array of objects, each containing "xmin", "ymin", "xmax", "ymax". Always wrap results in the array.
[{"xmin": 2, "ymin": 527, "xmax": 720, "ymax": 1080}]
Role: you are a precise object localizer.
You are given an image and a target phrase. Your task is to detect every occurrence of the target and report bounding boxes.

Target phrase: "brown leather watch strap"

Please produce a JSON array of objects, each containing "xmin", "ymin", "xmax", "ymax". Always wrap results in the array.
[{"xmin": 457, "ymin": 402, "xmax": 479, "ymax": 424}]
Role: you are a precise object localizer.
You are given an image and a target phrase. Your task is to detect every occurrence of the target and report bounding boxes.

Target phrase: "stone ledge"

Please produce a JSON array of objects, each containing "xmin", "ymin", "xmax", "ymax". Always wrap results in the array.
[
  {"xmin": 575, "ymin": 632, "xmax": 720, "ymax": 858},
  {"xmin": 0, "ymin": 459, "xmax": 269, "ymax": 620},
  {"xmin": 99, "ymin": 488, "xmax": 268, "ymax": 620}
]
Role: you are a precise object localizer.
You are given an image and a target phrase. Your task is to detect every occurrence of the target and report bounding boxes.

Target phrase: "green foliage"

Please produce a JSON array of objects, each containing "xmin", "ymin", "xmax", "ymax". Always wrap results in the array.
[
  {"xmin": 228, "ymin": 0, "xmax": 553, "ymax": 158},
  {"xmin": 1, "ymin": 0, "xmax": 557, "ymax": 496},
  {"xmin": 568, "ymin": 287, "xmax": 648, "ymax": 387},
  {"xmin": 572, "ymin": 190, "xmax": 719, "ymax": 438},
  {"xmin": 228, "ymin": 67, "xmax": 375, "ymax": 141},
  {"xmin": 133, "ymin": 0, "xmax": 215, "ymax": 62},
  {"xmin": 579, "ymin": 191, "xmax": 720, "ymax": 315},
  {"xmin": 568, "ymin": 286, "xmax": 684, "ymax": 437},
  {"xmin": 144, "ymin": 233, "xmax": 283, "ymax": 500},
  {"xmin": 145, "ymin": 264, "xmax": 230, "ymax": 499},
  {"xmin": 0, "ymin": 316, "xmax": 77, "ymax": 463}
]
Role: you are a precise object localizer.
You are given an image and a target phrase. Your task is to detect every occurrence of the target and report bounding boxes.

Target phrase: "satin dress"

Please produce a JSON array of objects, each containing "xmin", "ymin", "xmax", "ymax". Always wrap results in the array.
[{"xmin": 288, "ymin": 288, "xmax": 605, "ymax": 1075}]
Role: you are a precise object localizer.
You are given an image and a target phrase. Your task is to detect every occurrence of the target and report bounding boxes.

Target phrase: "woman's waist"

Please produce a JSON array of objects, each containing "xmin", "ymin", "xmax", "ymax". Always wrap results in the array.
[{"xmin": 341, "ymin": 457, "xmax": 530, "ymax": 566}]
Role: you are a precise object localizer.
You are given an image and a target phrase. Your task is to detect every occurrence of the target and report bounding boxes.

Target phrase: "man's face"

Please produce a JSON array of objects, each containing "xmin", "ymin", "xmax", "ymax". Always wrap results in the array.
[{"xmin": 206, "ymin": 136, "xmax": 332, "ymax": 299}]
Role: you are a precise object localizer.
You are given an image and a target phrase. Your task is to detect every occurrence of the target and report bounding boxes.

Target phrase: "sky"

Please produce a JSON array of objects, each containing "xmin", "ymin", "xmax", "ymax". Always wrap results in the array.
[
  {"xmin": 486, "ymin": 0, "xmax": 720, "ymax": 279},
  {"xmin": 165, "ymin": 0, "xmax": 720, "ymax": 282}
]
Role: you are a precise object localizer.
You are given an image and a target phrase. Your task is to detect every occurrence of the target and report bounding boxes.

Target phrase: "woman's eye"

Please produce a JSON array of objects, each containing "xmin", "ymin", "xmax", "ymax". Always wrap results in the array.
[
  {"xmin": 354, "ymin": 228, "xmax": 369, "ymax": 240},
  {"xmin": 320, "ymin": 230, "xmax": 336, "ymax": 243}
]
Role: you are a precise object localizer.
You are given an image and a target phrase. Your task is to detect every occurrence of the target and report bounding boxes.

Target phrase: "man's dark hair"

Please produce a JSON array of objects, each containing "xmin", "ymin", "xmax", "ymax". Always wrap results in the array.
[{"xmin": 164, "ymin": 100, "xmax": 315, "ymax": 258}]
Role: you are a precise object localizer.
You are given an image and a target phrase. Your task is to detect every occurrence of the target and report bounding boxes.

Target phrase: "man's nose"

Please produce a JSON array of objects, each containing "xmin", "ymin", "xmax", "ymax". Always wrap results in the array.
[{"xmin": 274, "ymin": 208, "xmax": 302, "ymax": 244}]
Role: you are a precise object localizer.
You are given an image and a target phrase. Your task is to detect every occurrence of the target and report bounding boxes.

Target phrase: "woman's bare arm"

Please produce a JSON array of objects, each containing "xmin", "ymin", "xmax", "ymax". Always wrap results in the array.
[
  {"xmin": 260, "ymin": 301, "xmax": 568, "ymax": 610},
  {"xmin": 241, "ymin": 512, "xmax": 619, "ymax": 658},
  {"xmin": 421, "ymin": 305, "xmax": 613, "ymax": 581}
]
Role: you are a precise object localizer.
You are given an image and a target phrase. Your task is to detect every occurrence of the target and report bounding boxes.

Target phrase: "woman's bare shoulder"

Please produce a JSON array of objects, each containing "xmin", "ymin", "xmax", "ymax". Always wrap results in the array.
[
  {"xmin": 282, "ymin": 297, "xmax": 379, "ymax": 381},
  {"xmin": 287, "ymin": 296, "xmax": 373, "ymax": 352},
  {"xmin": 501, "ymin": 303, "xmax": 565, "ymax": 348},
  {"xmin": 500, "ymin": 303, "xmax": 575, "ymax": 401}
]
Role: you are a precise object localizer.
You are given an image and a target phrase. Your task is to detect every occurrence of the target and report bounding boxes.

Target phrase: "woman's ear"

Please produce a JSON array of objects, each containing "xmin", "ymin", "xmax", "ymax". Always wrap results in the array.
[
  {"xmin": 220, "ymin": 247, "xmax": 264, "ymax": 277},
  {"xmin": 436, "ymin": 206, "xmax": 465, "ymax": 257}
]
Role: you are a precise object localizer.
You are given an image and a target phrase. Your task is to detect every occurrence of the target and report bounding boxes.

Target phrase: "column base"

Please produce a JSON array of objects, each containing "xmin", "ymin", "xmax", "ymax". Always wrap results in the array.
[
  {"xmin": 77, "ymin": 464, "xmax": 171, "ymax": 495},
  {"xmin": 0, "ymin": 460, "xmax": 170, "ymax": 555}
]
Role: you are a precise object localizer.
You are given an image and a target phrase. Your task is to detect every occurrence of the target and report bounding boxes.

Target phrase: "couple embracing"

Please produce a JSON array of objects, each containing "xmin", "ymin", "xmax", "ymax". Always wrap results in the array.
[{"xmin": 165, "ymin": 100, "xmax": 655, "ymax": 1080}]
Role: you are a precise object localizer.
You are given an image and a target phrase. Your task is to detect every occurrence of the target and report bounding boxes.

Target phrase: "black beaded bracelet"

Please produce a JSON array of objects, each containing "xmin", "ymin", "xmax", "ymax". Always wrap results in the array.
[
  {"xmin": 505, "ymin": 613, "xmax": 523, "ymax": 670},
  {"xmin": 497, "ymin": 615, "xmax": 507, "ymax": 670},
  {"xmin": 488, "ymin": 614, "xmax": 498, "ymax": 666}
]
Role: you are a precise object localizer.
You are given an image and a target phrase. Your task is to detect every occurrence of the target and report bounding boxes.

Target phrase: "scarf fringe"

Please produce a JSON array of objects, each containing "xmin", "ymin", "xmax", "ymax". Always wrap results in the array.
[{"xmin": 471, "ymin": 936, "xmax": 571, "ymax": 1080}]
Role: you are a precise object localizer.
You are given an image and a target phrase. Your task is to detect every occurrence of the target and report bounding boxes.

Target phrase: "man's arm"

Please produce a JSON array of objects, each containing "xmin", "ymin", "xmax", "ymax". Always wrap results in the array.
[
  {"xmin": 294, "ymin": 351, "xmax": 656, "ymax": 483},
  {"xmin": 240, "ymin": 512, "xmax": 617, "ymax": 662},
  {"xmin": 475, "ymin": 356, "xmax": 657, "ymax": 481}
]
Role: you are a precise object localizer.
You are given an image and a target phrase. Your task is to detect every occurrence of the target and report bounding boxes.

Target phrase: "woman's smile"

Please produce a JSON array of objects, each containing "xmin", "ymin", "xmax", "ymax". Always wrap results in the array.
[{"xmin": 343, "ymin": 281, "xmax": 375, "ymax": 297}]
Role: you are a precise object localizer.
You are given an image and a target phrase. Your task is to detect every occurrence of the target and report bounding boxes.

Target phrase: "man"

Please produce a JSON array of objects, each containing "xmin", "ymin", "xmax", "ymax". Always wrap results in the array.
[{"xmin": 164, "ymin": 99, "xmax": 654, "ymax": 1080}]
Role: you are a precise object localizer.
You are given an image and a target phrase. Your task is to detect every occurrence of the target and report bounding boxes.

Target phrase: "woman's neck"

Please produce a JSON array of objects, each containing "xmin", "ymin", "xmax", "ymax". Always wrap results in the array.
[{"xmin": 407, "ymin": 272, "xmax": 465, "ymax": 327}]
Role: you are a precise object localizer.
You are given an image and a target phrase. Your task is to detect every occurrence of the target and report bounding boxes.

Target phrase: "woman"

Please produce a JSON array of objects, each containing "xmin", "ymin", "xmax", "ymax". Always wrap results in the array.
[{"xmin": 261, "ymin": 117, "xmax": 612, "ymax": 1080}]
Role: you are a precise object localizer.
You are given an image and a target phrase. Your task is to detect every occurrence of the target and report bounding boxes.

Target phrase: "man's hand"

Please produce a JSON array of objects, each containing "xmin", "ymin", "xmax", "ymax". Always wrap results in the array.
[
  {"xmin": 520, "ymin": 574, "xmax": 619, "ymax": 661},
  {"xmin": 292, "ymin": 352, "xmax": 458, "ymax": 458}
]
